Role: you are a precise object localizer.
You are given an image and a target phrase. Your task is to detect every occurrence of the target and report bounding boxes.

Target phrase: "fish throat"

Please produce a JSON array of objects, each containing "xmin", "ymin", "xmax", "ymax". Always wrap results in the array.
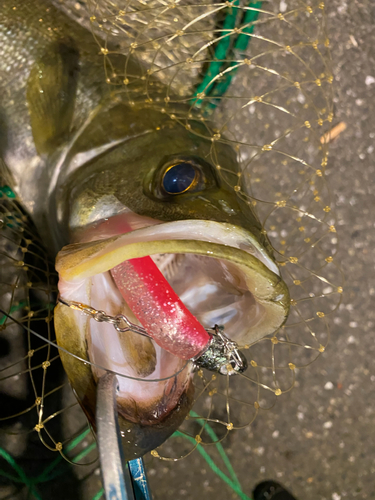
[{"xmin": 56, "ymin": 213, "xmax": 289, "ymax": 422}]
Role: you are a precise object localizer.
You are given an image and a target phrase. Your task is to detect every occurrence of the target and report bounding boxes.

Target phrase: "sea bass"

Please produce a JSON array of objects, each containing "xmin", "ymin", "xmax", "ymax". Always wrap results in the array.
[{"xmin": 0, "ymin": 0, "xmax": 289, "ymax": 461}]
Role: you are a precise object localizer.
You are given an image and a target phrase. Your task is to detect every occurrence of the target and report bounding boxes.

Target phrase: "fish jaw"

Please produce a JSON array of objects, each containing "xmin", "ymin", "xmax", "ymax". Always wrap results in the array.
[
  {"xmin": 54, "ymin": 301, "xmax": 194, "ymax": 461},
  {"xmin": 54, "ymin": 215, "xmax": 289, "ymax": 458},
  {"xmin": 57, "ymin": 217, "xmax": 290, "ymax": 344}
]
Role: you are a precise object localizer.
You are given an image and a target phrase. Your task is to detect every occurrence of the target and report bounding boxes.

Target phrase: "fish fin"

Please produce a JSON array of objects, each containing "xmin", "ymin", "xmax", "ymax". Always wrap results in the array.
[{"xmin": 26, "ymin": 42, "xmax": 79, "ymax": 155}]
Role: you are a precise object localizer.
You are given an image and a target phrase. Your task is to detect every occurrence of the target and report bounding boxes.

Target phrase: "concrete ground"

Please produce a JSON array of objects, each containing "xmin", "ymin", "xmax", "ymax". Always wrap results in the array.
[
  {"xmin": 145, "ymin": 2, "xmax": 375, "ymax": 498},
  {"xmin": 142, "ymin": 3, "xmax": 375, "ymax": 499},
  {"xmin": 1, "ymin": 1, "xmax": 374, "ymax": 499}
]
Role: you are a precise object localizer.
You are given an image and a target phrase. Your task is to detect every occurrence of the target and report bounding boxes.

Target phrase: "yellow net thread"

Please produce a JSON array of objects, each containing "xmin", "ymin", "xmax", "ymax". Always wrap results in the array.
[{"xmin": 0, "ymin": 0, "xmax": 343, "ymax": 463}]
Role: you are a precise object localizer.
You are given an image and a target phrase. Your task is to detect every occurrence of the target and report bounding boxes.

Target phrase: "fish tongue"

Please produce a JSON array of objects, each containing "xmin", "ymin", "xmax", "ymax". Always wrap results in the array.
[{"xmin": 110, "ymin": 255, "xmax": 210, "ymax": 360}]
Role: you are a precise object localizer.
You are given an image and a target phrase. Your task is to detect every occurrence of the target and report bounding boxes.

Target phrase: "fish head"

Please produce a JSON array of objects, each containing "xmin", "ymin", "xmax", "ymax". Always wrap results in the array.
[
  {"xmin": 53, "ymin": 102, "xmax": 290, "ymax": 460},
  {"xmin": 58, "ymin": 105, "xmax": 261, "ymax": 236}
]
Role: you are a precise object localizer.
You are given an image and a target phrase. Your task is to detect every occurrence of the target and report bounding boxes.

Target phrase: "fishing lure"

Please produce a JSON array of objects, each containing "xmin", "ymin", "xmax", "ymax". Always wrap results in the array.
[{"xmin": 58, "ymin": 297, "xmax": 248, "ymax": 375}]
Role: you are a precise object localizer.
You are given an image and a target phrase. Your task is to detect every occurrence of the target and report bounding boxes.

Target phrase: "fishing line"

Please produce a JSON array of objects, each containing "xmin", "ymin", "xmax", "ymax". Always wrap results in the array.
[
  {"xmin": 0, "ymin": 412, "xmax": 253, "ymax": 500},
  {"xmin": 0, "ymin": 308, "xmax": 190, "ymax": 384},
  {"xmin": 0, "ymin": 427, "xmax": 99, "ymax": 499},
  {"xmin": 0, "ymin": 291, "xmax": 251, "ymax": 496}
]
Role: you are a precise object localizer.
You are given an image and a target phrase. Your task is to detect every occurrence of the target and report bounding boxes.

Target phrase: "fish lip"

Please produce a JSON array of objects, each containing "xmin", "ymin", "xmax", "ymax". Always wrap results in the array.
[
  {"xmin": 56, "ymin": 218, "xmax": 290, "ymax": 345},
  {"xmin": 117, "ymin": 381, "xmax": 195, "ymax": 461},
  {"xmin": 56, "ymin": 219, "xmax": 280, "ymax": 280},
  {"xmin": 54, "ymin": 217, "xmax": 289, "ymax": 438}
]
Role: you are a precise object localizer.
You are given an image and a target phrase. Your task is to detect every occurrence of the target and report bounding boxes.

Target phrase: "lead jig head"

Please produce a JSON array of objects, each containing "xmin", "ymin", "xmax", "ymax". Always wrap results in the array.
[{"xmin": 192, "ymin": 325, "xmax": 248, "ymax": 375}]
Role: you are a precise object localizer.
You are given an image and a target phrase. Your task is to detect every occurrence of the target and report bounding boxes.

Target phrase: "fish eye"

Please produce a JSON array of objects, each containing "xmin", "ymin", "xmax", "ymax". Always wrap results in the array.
[
  {"xmin": 162, "ymin": 162, "xmax": 198, "ymax": 195},
  {"xmin": 144, "ymin": 154, "xmax": 219, "ymax": 201}
]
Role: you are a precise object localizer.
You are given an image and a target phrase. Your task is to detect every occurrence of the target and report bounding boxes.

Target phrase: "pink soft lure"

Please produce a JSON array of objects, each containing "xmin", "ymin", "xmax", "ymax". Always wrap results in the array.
[{"xmin": 111, "ymin": 255, "xmax": 210, "ymax": 360}]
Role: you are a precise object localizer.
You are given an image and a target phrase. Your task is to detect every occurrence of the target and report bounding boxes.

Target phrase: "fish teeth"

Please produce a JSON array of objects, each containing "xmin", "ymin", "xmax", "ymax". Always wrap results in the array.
[{"xmin": 151, "ymin": 253, "xmax": 184, "ymax": 281}]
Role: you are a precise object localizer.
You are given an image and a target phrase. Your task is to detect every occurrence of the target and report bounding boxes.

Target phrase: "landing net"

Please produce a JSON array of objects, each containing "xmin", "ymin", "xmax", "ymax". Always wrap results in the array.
[{"xmin": 0, "ymin": 1, "xmax": 343, "ymax": 498}]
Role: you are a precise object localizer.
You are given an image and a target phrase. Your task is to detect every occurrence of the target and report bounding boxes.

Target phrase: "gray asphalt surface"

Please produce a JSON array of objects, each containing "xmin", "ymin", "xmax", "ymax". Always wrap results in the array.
[
  {"xmin": 145, "ymin": 2, "xmax": 375, "ymax": 499},
  {"xmin": 1, "ymin": 1, "xmax": 374, "ymax": 500}
]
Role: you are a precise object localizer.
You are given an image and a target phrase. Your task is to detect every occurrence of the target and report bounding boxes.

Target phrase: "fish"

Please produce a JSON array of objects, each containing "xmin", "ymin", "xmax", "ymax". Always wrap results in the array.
[{"xmin": 0, "ymin": 0, "xmax": 291, "ymax": 462}]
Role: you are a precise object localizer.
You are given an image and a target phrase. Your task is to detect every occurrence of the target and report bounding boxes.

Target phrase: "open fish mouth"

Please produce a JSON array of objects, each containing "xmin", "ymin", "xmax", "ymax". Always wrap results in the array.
[{"xmin": 54, "ymin": 212, "xmax": 289, "ymax": 453}]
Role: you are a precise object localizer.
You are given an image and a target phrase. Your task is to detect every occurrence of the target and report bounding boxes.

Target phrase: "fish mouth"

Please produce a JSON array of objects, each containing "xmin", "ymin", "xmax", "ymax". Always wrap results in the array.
[{"xmin": 54, "ymin": 213, "xmax": 289, "ymax": 456}]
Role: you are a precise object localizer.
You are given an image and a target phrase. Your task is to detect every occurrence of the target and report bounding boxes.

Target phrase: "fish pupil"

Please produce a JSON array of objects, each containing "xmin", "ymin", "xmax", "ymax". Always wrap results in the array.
[{"xmin": 162, "ymin": 162, "xmax": 197, "ymax": 194}]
